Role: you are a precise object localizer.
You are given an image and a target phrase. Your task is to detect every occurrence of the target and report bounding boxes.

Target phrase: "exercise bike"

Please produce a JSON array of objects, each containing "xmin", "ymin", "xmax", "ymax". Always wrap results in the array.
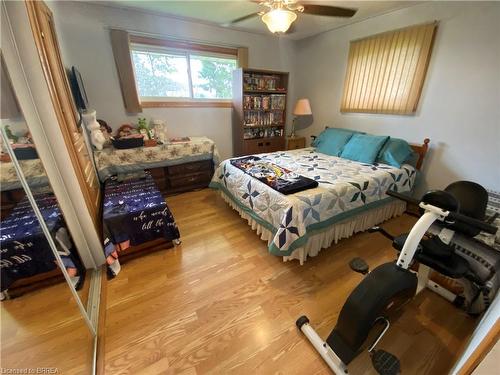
[{"xmin": 296, "ymin": 182, "xmax": 498, "ymax": 375}]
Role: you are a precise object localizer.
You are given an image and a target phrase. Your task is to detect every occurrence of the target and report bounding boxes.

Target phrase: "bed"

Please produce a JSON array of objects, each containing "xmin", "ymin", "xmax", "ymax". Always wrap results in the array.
[
  {"xmin": 102, "ymin": 172, "xmax": 181, "ymax": 276},
  {"xmin": 0, "ymin": 190, "xmax": 84, "ymax": 298},
  {"xmin": 210, "ymin": 139, "xmax": 429, "ymax": 264}
]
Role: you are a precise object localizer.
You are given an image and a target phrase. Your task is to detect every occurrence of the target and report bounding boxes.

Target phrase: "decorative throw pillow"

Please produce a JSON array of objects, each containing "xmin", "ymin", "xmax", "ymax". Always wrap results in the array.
[
  {"xmin": 377, "ymin": 138, "xmax": 414, "ymax": 168},
  {"xmin": 404, "ymin": 151, "xmax": 420, "ymax": 168},
  {"xmin": 316, "ymin": 128, "xmax": 355, "ymax": 156},
  {"xmin": 340, "ymin": 134, "xmax": 389, "ymax": 164},
  {"xmin": 312, "ymin": 127, "xmax": 364, "ymax": 147}
]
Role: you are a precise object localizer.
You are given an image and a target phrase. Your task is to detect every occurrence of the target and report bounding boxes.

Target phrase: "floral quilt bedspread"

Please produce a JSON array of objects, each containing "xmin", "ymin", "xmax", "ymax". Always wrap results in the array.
[
  {"xmin": 1, "ymin": 159, "xmax": 49, "ymax": 191},
  {"xmin": 210, "ymin": 148, "xmax": 416, "ymax": 256},
  {"xmin": 94, "ymin": 136, "xmax": 220, "ymax": 181}
]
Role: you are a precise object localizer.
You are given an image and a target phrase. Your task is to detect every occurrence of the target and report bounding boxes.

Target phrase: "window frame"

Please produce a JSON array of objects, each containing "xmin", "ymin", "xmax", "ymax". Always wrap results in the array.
[{"xmin": 129, "ymin": 35, "xmax": 239, "ymax": 108}]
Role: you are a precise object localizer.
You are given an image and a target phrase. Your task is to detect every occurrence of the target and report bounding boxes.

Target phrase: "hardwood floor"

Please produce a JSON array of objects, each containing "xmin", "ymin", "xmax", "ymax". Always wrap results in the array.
[
  {"xmin": 0, "ymin": 274, "xmax": 94, "ymax": 374},
  {"xmin": 103, "ymin": 188, "xmax": 476, "ymax": 374}
]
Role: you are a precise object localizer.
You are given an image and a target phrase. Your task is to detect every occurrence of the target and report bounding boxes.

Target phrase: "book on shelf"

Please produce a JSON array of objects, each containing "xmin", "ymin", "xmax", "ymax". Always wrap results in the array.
[
  {"xmin": 243, "ymin": 73, "xmax": 285, "ymax": 92},
  {"xmin": 243, "ymin": 94, "xmax": 286, "ymax": 110},
  {"xmin": 243, "ymin": 110, "xmax": 284, "ymax": 126},
  {"xmin": 243, "ymin": 127, "xmax": 284, "ymax": 140}
]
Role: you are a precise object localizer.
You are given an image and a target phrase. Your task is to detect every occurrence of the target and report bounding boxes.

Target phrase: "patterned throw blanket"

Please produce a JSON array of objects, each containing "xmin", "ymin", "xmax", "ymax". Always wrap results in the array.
[
  {"xmin": 102, "ymin": 173, "xmax": 180, "ymax": 277},
  {"xmin": 230, "ymin": 156, "xmax": 318, "ymax": 195},
  {"xmin": 0, "ymin": 192, "xmax": 82, "ymax": 292}
]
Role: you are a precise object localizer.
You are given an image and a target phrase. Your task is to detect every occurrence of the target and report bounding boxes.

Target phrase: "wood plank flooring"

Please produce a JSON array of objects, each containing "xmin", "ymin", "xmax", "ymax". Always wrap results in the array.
[
  {"xmin": 0, "ymin": 274, "xmax": 94, "ymax": 374},
  {"xmin": 103, "ymin": 188, "xmax": 476, "ymax": 374}
]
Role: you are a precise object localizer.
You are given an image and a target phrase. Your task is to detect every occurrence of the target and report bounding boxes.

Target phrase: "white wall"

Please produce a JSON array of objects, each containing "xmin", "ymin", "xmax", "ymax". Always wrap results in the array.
[
  {"xmin": 294, "ymin": 2, "xmax": 500, "ymax": 194},
  {"xmin": 47, "ymin": 1, "xmax": 297, "ymax": 161}
]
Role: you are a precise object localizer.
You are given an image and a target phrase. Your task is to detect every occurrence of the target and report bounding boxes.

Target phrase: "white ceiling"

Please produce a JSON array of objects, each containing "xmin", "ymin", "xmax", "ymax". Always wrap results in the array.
[{"xmin": 98, "ymin": 1, "xmax": 422, "ymax": 40}]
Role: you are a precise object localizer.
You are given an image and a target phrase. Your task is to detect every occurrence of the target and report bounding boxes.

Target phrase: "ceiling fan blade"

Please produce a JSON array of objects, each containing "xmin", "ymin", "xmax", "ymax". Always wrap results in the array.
[
  {"xmin": 302, "ymin": 4, "xmax": 357, "ymax": 18},
  {"xmin": 227, "ymin": 12, "xmax": 260, "ymax": 25}
]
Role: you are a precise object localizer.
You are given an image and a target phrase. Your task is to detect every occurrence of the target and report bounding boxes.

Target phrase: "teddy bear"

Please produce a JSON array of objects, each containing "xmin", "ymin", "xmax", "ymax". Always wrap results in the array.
[{"xmin": 82, "ymin": 110, "xmax": 106, "ymax": 151}]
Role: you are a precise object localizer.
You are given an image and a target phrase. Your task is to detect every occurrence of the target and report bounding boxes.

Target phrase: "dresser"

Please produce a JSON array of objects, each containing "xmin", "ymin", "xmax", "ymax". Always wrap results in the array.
[
  {"xmin": 148, "ymin": 160, "xmax": 214, "ymax": 195},
  {"xmin": 94, "ymin": 136, "xmax": 219, "ymax": 196}
]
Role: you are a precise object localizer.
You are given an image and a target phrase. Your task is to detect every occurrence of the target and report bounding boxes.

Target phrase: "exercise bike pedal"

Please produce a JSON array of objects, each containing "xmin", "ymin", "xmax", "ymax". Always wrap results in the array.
[
  {"xmin": 349, "ymin": 257, "xmax": 369, "ymax": 274},
  {"xmin": 371, "ymin": 349, "xmax": 401, "ymax": 375}
]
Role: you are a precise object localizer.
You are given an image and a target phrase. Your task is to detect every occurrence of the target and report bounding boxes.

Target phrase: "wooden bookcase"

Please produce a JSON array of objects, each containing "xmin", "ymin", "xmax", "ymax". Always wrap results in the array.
[{"xmin": 232, "ymin": 68, "xmax": 288, "ymax": 156}]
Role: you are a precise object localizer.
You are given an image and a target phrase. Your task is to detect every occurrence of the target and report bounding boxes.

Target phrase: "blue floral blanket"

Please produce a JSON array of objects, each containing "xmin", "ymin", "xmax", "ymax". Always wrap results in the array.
[{"xmin": 210, "ymin": 148, "xmax": 416, "ymax": 257}]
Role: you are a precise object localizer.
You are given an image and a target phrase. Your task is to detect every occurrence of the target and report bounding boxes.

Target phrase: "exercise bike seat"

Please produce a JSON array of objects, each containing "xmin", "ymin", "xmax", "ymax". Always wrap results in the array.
[{"xmin": 393, "ymin": 234, "xmax": 469, "ymax": 279}]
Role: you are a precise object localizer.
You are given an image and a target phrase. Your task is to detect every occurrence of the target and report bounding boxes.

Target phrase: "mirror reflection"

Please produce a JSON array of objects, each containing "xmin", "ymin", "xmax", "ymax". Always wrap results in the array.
[{"xmin": 1, "ymin": 55, "xmax": 94, "ymax": 373}]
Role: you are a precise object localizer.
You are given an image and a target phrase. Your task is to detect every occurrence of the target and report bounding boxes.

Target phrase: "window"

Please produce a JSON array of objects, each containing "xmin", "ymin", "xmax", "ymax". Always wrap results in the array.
[
  {"xmin": 131, "ymin": 47, "xmax": 237, "ymax": 101},
  {"xmin": 190, "ymin": 54, "xmax": 236, "ymax": 99},
  {"xmin": 110, "ymin": 31, "xmax": 246, "ymax": 111},
  {"xmin": 130, "ymin": 38, "xmax": 238, "ymax": 106},
  {"xmin": 341, "ymin": 22, "xmax": 437, "ymax": 114},
  {"xmin": 132, "ymin": 48, "xmax": 191, "ymax": 98}
]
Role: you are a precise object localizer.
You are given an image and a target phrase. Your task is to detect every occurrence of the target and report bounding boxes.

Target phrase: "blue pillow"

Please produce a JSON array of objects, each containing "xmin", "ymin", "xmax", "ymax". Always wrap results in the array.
[
  {"xmin": 377, "ymin": 138, "xmax": 413, "ymax": 168},
  {"xmin": 340, "ymin": 134, "xmax": 389, "ymax": 164},
  {"xmin": 312, "ymin": 127, "xmax": 363, "ymax": 147},
  {"xmin": 405, "ymin": 151, "xmax": 420, "ymax": 168},
  {"xmin": 316, "ymin": 128, "xmax": 355, "ymax": 156}
]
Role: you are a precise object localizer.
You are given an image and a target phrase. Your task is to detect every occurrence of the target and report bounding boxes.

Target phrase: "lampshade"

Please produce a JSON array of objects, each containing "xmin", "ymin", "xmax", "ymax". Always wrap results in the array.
[
  {"xmin": 261, "ymin": 9, "xmax": 297, "ymax": 34},
  {"xmin": 293, "ymin": 99, "xmax": 312, "ymax": 116}
]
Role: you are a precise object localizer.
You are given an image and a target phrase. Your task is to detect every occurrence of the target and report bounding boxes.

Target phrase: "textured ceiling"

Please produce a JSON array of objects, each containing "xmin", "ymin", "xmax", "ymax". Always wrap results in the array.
[{"xmin": 98, "ymin": 1, "xmax": 422, "ymax": 40}]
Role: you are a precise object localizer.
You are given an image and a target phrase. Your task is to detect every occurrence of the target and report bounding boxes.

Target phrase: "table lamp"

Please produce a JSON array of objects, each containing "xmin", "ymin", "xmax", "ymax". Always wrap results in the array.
[{"xmin": 291, "ymin": 98, "xmax": 312, "ymax": 138}]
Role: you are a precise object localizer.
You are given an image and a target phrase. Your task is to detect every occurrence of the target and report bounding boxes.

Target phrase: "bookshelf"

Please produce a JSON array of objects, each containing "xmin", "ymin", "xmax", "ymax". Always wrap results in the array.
[{"xmin": 232, "ymin": 68, "xmax": 288, "ymax": 156}]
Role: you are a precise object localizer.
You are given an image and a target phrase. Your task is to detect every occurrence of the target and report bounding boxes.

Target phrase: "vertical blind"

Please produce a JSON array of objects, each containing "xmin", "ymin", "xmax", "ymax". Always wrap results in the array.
[
  {"xmin": 110, "ymin": 29, "xmax": 143, "ymax": 113},
  {"xmin": 341, "ymin": 22, "xmax": 438, "ymax": 114}
]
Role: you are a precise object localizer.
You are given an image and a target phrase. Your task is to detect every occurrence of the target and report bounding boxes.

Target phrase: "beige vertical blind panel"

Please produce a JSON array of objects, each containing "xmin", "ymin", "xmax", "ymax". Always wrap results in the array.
[
  {"xmin": 341, "ymin": 22, "xmax": 437, "ymax": 114},
  {"xmin": 110, "ymin": 29, "xmax": 142, "ymax": 113},
  {"xmin": 237, "ymin": 47, "xmax": 249, "ymax": 69},
  {"xmin": 1, "ymin": 54, "xmax": 21, "ymax": 119}
]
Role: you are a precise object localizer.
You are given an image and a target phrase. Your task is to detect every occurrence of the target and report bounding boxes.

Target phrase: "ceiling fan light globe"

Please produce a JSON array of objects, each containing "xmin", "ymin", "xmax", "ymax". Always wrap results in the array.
[{"xmin": 261, "ymin": 9, "xmax": 297, "ymax": 33}]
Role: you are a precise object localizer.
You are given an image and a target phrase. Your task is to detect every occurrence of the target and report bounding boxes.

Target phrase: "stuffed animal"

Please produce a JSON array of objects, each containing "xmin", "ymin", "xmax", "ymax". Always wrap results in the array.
[
  {"xmin": 97, "ymin": 119, "xmax": 113, "ymax": 145},
  {"xmin": 82, "ymin": 110, "xmax": 106, "ymax": 151}
]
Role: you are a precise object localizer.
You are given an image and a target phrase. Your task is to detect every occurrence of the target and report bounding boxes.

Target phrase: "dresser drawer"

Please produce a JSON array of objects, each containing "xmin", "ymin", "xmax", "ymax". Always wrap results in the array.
[
  {"xmin": 243, "ymin": 137, "xmax": 285, "ymax": 155},
  {"xmin": 167, "ymin": 171, "xmax": 212, "ymax": 189},
  {"xmin": 286, "ymin": 137, "xmax": 306, "ymax": 150},
  {"xmin": 147, "ymin": 167, "xmax": 166, "ymax": 179},
  {"xmin": 167, "ymin": 160, "xmax": 212, "ymax": 176}
]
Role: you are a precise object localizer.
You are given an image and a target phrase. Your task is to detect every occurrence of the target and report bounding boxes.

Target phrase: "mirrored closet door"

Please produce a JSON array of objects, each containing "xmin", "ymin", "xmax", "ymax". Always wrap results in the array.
[{"xmin": 1, "ymin": 54, "xmax": 96, "ymax": 374}]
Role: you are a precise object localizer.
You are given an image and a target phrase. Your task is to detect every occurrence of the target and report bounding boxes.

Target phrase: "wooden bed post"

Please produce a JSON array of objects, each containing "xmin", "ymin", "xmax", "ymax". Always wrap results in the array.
[{"xmin": 411, "ymin": 138, "xmax": 430, "ymax": 171}]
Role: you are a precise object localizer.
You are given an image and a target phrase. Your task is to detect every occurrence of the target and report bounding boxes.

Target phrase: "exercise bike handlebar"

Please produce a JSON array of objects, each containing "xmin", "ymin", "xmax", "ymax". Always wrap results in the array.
[
  {"xmin": 446, "ymin": 211, "xmax": 497, "ymax": 235},
  {"xmin": 386, "ymin": 190, "xmax": 498, "ymax": 235}
]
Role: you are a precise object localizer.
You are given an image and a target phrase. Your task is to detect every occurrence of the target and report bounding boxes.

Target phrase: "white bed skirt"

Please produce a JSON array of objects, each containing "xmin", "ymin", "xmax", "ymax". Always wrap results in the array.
[{"xmin": 218, "ymin": 191, "xmax": 406, "ymax": 265}]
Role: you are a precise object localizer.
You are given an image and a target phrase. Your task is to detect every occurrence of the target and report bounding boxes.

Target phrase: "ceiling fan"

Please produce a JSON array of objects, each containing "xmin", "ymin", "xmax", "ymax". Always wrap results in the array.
[{"xmin": 227, "ymin": 0, "xmax": 357, "ymax": 34}]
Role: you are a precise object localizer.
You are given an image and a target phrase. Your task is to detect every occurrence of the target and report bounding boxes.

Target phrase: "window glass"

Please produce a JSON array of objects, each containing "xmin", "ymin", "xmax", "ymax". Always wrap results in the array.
[
  {"xmin": 132, "ymin": 50, "xmax": 190, "ymax": 98},
  {"xmin": 131, "ymin": 45, "xmax": 236, "ymax": 101},
  {"xmin": 189, "ymin": 55, "xmax": 237, "ymax": 99}
]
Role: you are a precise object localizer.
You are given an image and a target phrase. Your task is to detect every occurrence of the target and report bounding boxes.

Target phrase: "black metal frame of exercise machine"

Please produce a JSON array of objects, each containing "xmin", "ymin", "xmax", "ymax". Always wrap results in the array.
[{"xmin": 296, "ymin": 188, "xmax": 497, "ymax": 375}]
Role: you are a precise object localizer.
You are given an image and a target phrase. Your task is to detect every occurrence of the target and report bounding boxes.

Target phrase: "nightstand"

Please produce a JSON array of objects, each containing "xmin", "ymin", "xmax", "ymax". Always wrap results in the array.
[{"xmin": 286, "ymin": 136, "xmax": 306, "ymax": 150}]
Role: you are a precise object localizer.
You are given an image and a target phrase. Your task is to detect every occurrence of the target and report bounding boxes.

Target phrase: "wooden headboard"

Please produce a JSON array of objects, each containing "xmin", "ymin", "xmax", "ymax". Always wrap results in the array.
[{"xmin": 410, "ymin": 138, "xmax": 430, "ymax": 171}]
